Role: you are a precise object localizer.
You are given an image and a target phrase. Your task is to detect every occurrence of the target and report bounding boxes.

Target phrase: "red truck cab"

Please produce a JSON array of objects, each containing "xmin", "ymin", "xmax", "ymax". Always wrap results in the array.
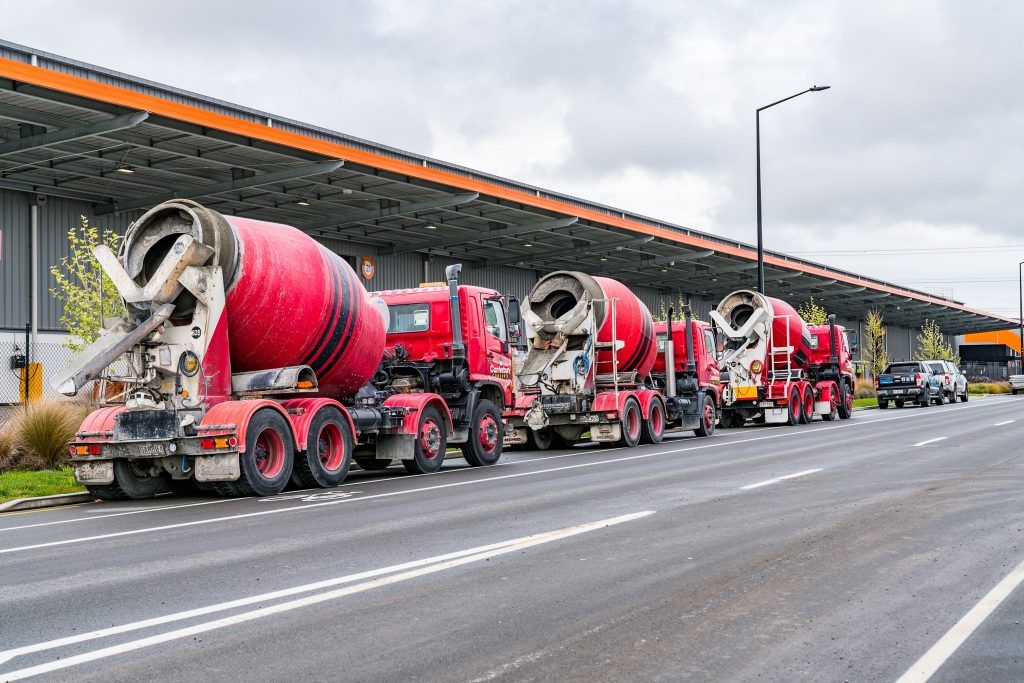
[
  {"xmin": 653, "ymin": 319, "xmax": 721, "ymax": 395},
  {"xmin": 805, "ymin": 317, "xmax": 855, "ymax": 420}
]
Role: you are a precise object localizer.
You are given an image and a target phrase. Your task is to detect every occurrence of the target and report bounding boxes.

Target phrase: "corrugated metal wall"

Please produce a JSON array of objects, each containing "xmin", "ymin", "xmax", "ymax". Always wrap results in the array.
[{"xmin": 0, "ymin": 189, "xmax": 30, "ymax": 329}]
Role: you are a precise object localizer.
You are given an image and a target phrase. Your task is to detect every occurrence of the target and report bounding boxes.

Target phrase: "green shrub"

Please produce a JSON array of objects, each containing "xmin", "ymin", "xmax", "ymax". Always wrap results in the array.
[
  {"xmin": 5, "ymin": 400, "xmax": 91, "ymax": 471},
  {"xmin": 854, "ymin": 377, "xmax": 876, "ymax": 399},
  {"xmin": 969, "ymin": 382, "xmax": 1010, "ymax": 395}
]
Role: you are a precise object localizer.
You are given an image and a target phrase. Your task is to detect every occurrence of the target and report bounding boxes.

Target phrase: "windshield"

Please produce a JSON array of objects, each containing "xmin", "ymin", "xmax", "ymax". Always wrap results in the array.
[
  {"xmin": 886, "ymin": 363, "xmax": 920, "ymax": 374},
  {"xmin": 928, "ymin": 362, "xmax": 945, "ymax": 374},
  {"xmin": 387, "ymin": 303, "xmax": 430, "ymax": 333}
]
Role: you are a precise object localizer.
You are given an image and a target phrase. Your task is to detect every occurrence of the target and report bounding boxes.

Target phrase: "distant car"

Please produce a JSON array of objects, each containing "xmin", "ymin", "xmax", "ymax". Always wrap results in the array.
[
  {"xmin": 876, "ymin": 361, "xmax": 942, "ymax": 408},
  {"xmin": 1011, "ymin": 374, "xmax": 1024, "ymax": 395},
  {"xmin": 922, "ymin": 359, "xmax": 968, "ymax": 402}
]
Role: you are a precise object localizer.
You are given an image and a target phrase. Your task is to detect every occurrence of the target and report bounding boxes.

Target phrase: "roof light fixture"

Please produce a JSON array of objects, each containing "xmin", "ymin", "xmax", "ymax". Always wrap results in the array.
[
  {"xmin": 295, "ymin": 198, "xmax": 311, "ymax": 206},
  {"xmin": 115, "ymin": 164, "xmax": 134, "ymax": 173}
]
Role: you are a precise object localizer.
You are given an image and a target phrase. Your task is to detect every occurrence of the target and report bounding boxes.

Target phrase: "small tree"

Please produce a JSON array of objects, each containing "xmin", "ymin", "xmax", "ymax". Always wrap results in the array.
[
  {"xmin": 655, "ymin": 293, "xmax": 701, "ymax": 322},
  {"xmin": 914, "ymin": 319, "xmax": 959, "ymax": 364},
  {"xmin": 797, "ymin": 296, "xmax": 828, "ymax": 325},
  {"xmin": 50, "ymin": 217, "xmax": 124, "ymax": 353},
  {"xmin": 862, "ymin": 308, "xmax": 889, "ymax": 377}
]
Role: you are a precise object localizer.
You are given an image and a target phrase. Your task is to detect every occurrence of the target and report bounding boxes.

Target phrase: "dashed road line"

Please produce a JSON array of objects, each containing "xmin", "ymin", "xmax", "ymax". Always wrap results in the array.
[{"xmin": 740, "ymin": 468, "xmax": 823, "ymax": 490}]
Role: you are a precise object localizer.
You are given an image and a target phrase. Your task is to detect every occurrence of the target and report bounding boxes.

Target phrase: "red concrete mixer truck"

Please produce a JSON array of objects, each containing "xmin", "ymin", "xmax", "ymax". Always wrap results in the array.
[
  {"xmin": 504, "ymin": 271, "xmax": 720, "ymax": 448},
  {"xmin": 56, "ymin": 200, "xmax": 517, "ymax": 499},
  {"xmin": 709, "ymin": 289, "xmax": 855, "ymax": 427}
]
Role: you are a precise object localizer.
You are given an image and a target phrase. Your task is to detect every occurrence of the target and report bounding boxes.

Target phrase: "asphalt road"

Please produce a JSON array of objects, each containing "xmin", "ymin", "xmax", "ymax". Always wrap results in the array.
[{"xmin": 1, "ymin": 396, "xmax": 1022, "ymax": 682}]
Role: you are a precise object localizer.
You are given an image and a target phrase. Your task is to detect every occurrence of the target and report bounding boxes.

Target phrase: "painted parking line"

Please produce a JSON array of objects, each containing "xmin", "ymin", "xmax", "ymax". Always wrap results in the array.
[
  {"xmin": 0, "ymin": 511, "xmax": 654, "ymax": 681},
  {"xmin": 740, "ymin": 468, "xmax": 823, "ymax": 490},
  {"xmin": 994, "ymin": 419, "xmax": 1015, "ymax": 426},
  {"xmin": 896, "ymin": 555, "xmax": 1024, "ymax": 683},
  {"xmin": 0, "ymin": 397, "xmax": 1014, "ymax": 553},
  {"xmin": 913, "ymin": 436, "xmax": 947, "ymax": 447}
]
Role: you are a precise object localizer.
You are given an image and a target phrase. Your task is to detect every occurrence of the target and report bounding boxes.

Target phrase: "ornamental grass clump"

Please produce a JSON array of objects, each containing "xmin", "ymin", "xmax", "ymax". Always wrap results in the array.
[
  {"xmin": 0, "ymin": 425, "xmax": 14, "ymax": 472},
  {"xmin": 5, "ymin": 400, "xmax": 91, "ymax": 471}
]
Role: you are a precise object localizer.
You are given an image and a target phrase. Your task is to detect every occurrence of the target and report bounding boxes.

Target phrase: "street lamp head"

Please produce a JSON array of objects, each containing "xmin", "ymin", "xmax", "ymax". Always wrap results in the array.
[{"xmin": 810, "ymin": 85, "xmax": 831, "ymax": 91}]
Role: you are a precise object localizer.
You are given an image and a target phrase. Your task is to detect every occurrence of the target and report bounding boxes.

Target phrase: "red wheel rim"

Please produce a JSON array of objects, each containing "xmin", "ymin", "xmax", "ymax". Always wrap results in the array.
[
  {"xmin": 419, "ymin": 418, "xmax": 442, "ymax": 460},
  {"xmin": 478, "ymin": 414, "xmax": 499, "ymax": 453},
  {"xmin": 829, "ymin": 383, "xmax": 838, "ymax": 414},
  {"xmin": 253, "ymin": 428, "xmax": 285, "ymax": 478},
  {"xmin": 651, "ymin": 404, "xmax": 665, "ymax": 436},
  {"xmin": 845, "ymin": 390, "xmax": 853, "ymax": 412},
  {"xmin": 627, "ymin": 404, "xmax": 640, "ymax": 439},
  {"xmin": 317, "ymin": 422, "xmax": 345, "ymax": 472},
  {"xmin": 804, "ymin": 390, "xmax": 814, "ymax": 417},
  {"xmin": 703, "ymin": 401, "xmax": 715, "ymax": 431},
  {"xmin": 790, "ymin": 394, "xmax": 799, "ymax": 419}
]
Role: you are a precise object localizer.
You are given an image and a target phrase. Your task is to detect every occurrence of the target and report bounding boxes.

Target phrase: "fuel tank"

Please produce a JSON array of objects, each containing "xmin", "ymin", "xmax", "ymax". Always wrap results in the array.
[
  {"xmin": 121, "ymin": 200, "xmax": 386, "ymax": 396},
  {"xmin": 527, "ymin": 271, "xmax": 656, "ymax": 375}
]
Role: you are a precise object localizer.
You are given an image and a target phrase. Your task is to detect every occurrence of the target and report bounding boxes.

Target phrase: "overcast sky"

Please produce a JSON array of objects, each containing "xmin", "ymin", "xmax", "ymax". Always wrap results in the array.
[{"xmin": 3, "ymin": 0, "xmax": 1022, "ymax": 323}]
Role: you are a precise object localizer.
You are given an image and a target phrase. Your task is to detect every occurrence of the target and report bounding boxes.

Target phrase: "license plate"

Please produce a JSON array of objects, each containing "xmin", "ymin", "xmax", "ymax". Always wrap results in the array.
[
  {"xmin": 74, "ymin": 460, "xmax": 114, "ymax": 484},
  {"xmin": 136, "ymin": 443, "xmax": 166, "ymax": 456},
  {"xmin": 880, "ymin": 377, "xmax": 893, "ymax": 384},
  {"xmin": 893, "ymin": 389, "xmax": 903, "ymax": 395},
  {"xmin": 758, "ymin": 401, "xmax": 774, "ymax": 407},
  {"xmin": 577, "ymin": 414, "xmax": 600, "ymax": 423}
]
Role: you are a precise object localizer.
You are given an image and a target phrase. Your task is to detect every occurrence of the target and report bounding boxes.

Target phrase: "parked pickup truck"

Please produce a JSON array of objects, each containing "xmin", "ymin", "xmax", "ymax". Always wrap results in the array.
[
  {"xmin": 1011, "ymin": 374, "xmax": 1024, "ymax": 395},
  {"xmin": 876, "ymin": 361, "xmax": 941, "ymax": 408},
  {"xmin": 922, "ymin": 359, "xmax": 969, "ymax": 403}
]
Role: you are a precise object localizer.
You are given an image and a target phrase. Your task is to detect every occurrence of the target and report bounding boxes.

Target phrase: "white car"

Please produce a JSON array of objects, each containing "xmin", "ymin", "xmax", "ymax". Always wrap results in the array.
[
  {"xmin": 1011, "ymin": 375, "xmax": 1024, "ymax": 395},
  {"xmin": 923, "ymin": 360, "xmax": 969, "ymax": 402}
]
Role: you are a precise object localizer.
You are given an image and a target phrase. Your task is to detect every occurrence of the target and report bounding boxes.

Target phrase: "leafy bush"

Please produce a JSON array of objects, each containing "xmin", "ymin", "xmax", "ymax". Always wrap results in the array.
[
  {"xmin": 854, "ymin": 377, "xmax": 876, "ymax": 399},
  {"xmin": 0, "ymin": 425, "xmax": 14, "ymax": 472},
  {"xmin": 969, "ymin": 382, "xmax": 1010, "ymax": 395},
  {"xmin": 3, "ymin": 400, "xmax": 91, "ymax": 472}
]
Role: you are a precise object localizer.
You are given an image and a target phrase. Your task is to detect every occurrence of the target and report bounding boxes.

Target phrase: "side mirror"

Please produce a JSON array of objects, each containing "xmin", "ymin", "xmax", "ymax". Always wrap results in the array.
[{"xmin": 507, "ymin": 298, "xmax": 521, "ymax": 326}]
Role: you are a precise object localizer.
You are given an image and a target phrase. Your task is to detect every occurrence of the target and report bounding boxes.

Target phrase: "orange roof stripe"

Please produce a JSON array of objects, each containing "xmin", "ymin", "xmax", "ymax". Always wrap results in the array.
[
  {"xmin": 963, "ymin": 330, "xmax": 1021, "ymax": 353},
  {"xmin": 0, "ymin": 56, "xmax": 1013, "ymax": 323}
]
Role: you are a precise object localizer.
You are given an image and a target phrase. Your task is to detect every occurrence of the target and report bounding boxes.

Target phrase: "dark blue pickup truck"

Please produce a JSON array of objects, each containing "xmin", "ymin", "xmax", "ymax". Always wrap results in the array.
[{"xmin": 876, "ymin": 361, "xmax": 942, "ymax": 409}]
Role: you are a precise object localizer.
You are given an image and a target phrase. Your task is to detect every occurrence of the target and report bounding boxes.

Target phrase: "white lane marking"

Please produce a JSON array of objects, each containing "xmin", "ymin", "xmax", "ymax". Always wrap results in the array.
[
  {"xmin": 0, "ymin": 511, "xmax": 653, "ymax": 681},
  {"xmin": 0, "ymin": 397, "xmax": 1012, "ymax": 553},
  {"xmin": 0, "ymin": 496, "xmax": 247, "ymax": 533},
  {"xmin": 740, "ymin": 468, "xmax": 824, "ymax": 490},
  {"xmin": 913, "ymin": 437, "xmax": 947, "ymax": 447},
  {"xmin": 895, "ymin": 555, "xmax": 1024, "ymax": 683},
  {"xmin": 994, "ymin": 419, "xmax": 1015, "ymax": 426}
]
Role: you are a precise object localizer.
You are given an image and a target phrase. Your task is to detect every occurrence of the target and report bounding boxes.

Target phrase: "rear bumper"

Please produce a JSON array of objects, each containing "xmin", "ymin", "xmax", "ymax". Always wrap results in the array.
[{"xmin": 877, "ymin": 387, "xmax": 928, "ymax": 400}]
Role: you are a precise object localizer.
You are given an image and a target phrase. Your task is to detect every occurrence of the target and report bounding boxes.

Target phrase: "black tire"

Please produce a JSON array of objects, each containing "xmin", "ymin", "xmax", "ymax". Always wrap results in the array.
[
  {"xmin": 894, "ymin": 399, "xmax": 905, "ymax": 408},
  {"xmin": 616, "ymin": 398, "xmax": 643, "ymax": 447},
  {"xmin": 918, "ymin": 392, "xmax": 930, "ymax": 408},
  {"xmin": 231, "ymin": 409, "xmax": 295, "ymax": 497},
  {"xmin": 525, "ymin": 427, "xmax": 554, "ymax": 451},
  {"xmin": 837, "ymin": 380, "xmax": 853, "ymax": 420},
  {"xmin": 462, "ymin": 399, "xmax": 503, "ymax": 466},
  {"xmin": 787, "ymin": 391, "xmax": 801, "ymax": 425},
  {"xmin": 292, "ymin": 407, "xmax": 353, "ymax": 488},
  {"xmin": 355, "ymin": 456, "xmax": 393, "ymax": 471},
  {"xmin": 88, "ymin": 459, "xmax": 169, "ymax": 501},
  {"xmin": 962, "ymin": 386, "xmax": 969, "ymax": 401},
  {"xmin": 878, "ymin": 398, "xmax": 889, "ymax": 409},
  {"xmin": 933, "ymin": 390, "xmax": 944, "ymax": 406},
  {"xmin": 403, "ymin": 406, "xmax": 447, "ymax": 474},
  {"xmin": 800, "ymin": 385, "xmax": 814, "ymax": 424},
  {"xmin": 694, "ymin": 393, "xmax": 716, "ymax": 438},
  {"xmin": 640, "ymin": 399, "xmax": 666, "ymax": 444}
]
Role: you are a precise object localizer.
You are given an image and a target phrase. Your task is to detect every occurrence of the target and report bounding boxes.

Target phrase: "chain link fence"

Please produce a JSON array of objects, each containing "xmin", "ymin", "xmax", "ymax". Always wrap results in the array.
[{"xmin": 1, "ymin": 336, "xmax": 93, "ymax": 428}]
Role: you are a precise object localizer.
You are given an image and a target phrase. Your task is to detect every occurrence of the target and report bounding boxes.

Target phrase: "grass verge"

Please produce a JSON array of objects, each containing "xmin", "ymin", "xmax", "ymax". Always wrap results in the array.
[
  {"xmin": 852, "ymin": 398, "xmax": 877, "ymax": 408},
  {"xmin": 0, "ymin": 467, "xmax": 85, "ymax": 504}
]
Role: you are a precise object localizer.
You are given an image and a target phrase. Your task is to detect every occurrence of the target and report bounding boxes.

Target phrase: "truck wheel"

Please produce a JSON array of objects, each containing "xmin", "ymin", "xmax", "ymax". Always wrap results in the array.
[
  {"xmin": 821, "ymin": 383, "xmax": 839, "ymax": 421},
  {"xmin": 933, "ymin": 391, "xmax": 945, "ymax": 406},
  {"xmin": 838, "ymin": 380, "xmax": 853, "ymax": 420},
  {"xmin": 462, "ymin": 400, "xmax": 503, "ymax": 467},
  {"xmin": 525, "ymin": 428, "xmax": 553, "ymax": 451},
  {"xmin": 787, "ymin": 392, "xmax": 801, "ymax": 426},
  {"xmin": 877, "ymin": 399, "xmax": 889, "ymax": 409},
  {"xmin": 894, "ymin": 399, "xmax": 905, "ymax": 408},
  {"xmin": 918, "ymin": 392, "xmax": 929, "ymax": 408},
  {"xmin": 88, "ymin": 460, "xmax": 169, "ymax": 501},
  {"xmin": 693, "ymin": 393, "xmax": 716, "ymax": 438},
  {"xmin": 616, "ymin": 398, "xmax": 643, "ymax": 447},
  {"xmin": 292, "ymin": 407, "xmax": 352, "ymax": 488},
  {"xmin": 233, "ymin": 409, "xmax": 294, "ymax": 497},
  {"xmin": 640, "ymin": 399, "xmax": 666, "ymax": 444},
  {"xmin": 355, "ymin": 456, "xmax": 393, "ymax": 470},
  {"xmin": 800, "ymin": 385, "xmax": 815, "ymax": 424},
  {"xmin": 403, "ymin": 406, "xmax": 447, "ymax": 474},
  {"xmin": 962, "ymin": 386, "xmax": 969, "ymax": 401}
]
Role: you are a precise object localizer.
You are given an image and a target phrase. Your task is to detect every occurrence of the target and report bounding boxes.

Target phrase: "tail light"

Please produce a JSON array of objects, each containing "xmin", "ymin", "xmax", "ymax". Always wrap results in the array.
[
  {"xmin": 945, "ymin": 375, "xmax": 950, "ymax": 385},
  {"xmin": 874, "ymin": 377, "xmax": 880, "ymax": 390},
  {"xmin": 915, "ymin": 373, "xmax": 922, "ymax": 386}
]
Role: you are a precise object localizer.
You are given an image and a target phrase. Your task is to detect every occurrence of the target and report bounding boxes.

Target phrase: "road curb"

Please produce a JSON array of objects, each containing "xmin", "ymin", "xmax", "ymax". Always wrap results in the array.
[{"xmin": 0, "ymin": 491, "xmax": 94, "ymax": 512}]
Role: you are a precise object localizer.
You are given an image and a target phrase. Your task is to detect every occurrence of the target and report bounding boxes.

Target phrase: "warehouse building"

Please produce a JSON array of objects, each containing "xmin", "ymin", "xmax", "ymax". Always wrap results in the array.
[{"xmin": 0, "ymin": 40, "xmax": 1015, "ymax": 402}]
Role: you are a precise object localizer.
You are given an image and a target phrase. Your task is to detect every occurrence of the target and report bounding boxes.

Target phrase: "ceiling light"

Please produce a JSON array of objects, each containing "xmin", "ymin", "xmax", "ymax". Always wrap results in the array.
[
  {"xmin": 342, "ymin": 188, "xmax": 353, "ymax": 195},
  {"xmin": 523, "ymin": 243, "xmax": 533, "ymax": 247},
  {"xmin": 599, "ymin": 257, "xmax": 608, "ymax": 261},
  {"xmin": 115, "ymin": 164, "xmax": 134, "ymax": 174},
  {"xmin": 425, "ymin": 224, "xmax": 438, "ymax": 230},
  {"xmin": 295, "ymin": 198, "xmax": 310, "ymax": 206},
  {"xmin": 660, "ymin": 268, "xmax": 668, "ymax": 273}
]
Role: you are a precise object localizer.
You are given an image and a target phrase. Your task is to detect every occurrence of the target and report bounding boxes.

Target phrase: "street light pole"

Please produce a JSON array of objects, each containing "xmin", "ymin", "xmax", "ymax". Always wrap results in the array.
[
  {"xmin": 756, "ymin": 85, "xmax": 830, "ymax": 294},
  {"xmin": 1019, "ymin": 261, "xmax": 1023, "ymax": 373}
]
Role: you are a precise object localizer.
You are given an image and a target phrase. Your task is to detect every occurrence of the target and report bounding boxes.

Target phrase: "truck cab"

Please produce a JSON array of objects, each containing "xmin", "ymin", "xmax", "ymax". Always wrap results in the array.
[
  {"xmin": 650, "ymin": 313, "xmax": 721, "ymax": 437},
  {"xmin": 653, "ymin": 319, "xmax": 721, "ymax": 393},
  {"xmin": 368, "ymin": 268, "xmax": 518, "ymax": 470}
]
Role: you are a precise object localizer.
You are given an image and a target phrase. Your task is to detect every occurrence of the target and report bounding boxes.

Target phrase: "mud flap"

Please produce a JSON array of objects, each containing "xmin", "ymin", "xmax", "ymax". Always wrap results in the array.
[
  {"xmin": 73, "ymin": 460, "xmax": 114, "ymax": 485},
  {"xmin": 376, "ymin": 434, "xmax": 416, "ymax": 461},
  {"xmin": 195, "ymin": 452, "xmax": 240, "ymax": 481},
  {"xmin": 590, "ymin": 423, "xmax": 621, "ymax": 442}
]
